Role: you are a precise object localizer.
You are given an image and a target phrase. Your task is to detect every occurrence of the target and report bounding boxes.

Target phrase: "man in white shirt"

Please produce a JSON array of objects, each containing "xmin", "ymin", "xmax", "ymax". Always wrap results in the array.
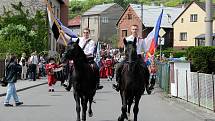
[
  {"xmin": 29, "ymin": 52, "xmax": 38, "ymax": 81},
  {"xmin": 68, "ymin": 28, "xmax": 103, "ymax": 90},
  {"xmin": 113, "ymin": 25, "xmax": 151, "ymax": 94}
]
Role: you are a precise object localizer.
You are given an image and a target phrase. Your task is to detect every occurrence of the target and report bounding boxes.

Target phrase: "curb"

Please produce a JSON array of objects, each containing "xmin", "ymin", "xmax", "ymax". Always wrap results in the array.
[{"xmin": 0, "ymin": 82, "xmax": 48, "ymax": 97}]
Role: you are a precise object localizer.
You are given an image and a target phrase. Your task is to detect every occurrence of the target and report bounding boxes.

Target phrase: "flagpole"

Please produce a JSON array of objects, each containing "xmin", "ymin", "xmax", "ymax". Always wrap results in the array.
[{"xmin": 44, "ymin": 0, "xmax": 68, "ymax": 46}]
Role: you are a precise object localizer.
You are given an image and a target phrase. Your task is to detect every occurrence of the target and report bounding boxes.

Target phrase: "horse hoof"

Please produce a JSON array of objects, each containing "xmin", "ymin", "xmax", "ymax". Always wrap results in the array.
[
  {"xmin": 118, "ymin": 116, "xmax": 123, "ymax": 121},
  {"xmin": 146, "ymin": 89, "xmax": 152, "ymax": 95},
  {"xmin": 88, "ymin": 111, "xmax": 93, "ymax": 117}
]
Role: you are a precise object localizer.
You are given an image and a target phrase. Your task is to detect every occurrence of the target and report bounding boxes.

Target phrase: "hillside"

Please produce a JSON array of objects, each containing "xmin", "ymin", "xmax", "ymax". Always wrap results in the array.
[{"xmin": 69, "ymin": 0, "xmax": 215, "ymax": 19}]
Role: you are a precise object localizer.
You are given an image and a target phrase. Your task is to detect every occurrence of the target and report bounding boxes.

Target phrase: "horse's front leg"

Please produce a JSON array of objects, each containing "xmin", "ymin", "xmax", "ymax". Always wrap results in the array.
[
  {"xmin": 74, "ymin": 91, "xmax": 81, "ymax": 121},
  {"xmin": 88, "ymin": 97, "xmax": 93, "ymax": 117},
  {"xmin": 133, "ymin": 95, "xmax": 141, "ymax": 121},
  {"xmin": 81, "ymin": 96, "xmax": 88, "ymax": 121},
  {"xmin": 118, "ymin": 92, "xmax": 127, "ymax": 121}
]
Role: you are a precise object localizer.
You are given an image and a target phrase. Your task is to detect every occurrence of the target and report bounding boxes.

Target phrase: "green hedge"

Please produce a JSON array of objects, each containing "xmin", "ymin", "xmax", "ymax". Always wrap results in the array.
[
  {"xmin": 155, "ymin": 48, "xmax": 186, "ymax": 58},
  {"xmin": 186, "ymin": 46, "xmax": 215, "ymax": 74}
]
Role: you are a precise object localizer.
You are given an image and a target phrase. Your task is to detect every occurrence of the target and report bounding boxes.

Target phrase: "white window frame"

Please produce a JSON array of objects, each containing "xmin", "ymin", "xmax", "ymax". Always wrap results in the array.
[
  {"xmin": 190, "ymin": 14, "xmax": 198, "ymax": 22},
  {"xmin": 102, "ymin": 16, "xmax": 109, "ymax": 23},
  {"xmin": 180, "ymin": 32, "xmax": 187, "ymax": 41}
]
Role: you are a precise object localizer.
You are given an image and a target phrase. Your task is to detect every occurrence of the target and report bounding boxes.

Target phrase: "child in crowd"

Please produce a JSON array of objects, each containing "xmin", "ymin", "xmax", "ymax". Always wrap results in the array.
[{"xmin": 45, "ymin": 57, "xmax": 59, "ymax": 92}]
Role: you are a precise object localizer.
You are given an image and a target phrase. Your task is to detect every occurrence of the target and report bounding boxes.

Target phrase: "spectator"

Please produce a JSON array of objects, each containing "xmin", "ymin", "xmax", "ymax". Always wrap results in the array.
[
  {"xmin": 19, "ymin": 53, "xmax": 27, "ymax": 80},
  {"xmin": 4, "ymin": 55, "xmax": 23, "ymax": 107},
  {"xmin": 29, "ymin": 52, "xmax": 38, "ymax": 81}
]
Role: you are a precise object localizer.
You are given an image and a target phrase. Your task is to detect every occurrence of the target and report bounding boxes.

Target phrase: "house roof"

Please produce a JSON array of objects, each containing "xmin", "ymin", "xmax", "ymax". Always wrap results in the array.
[
  {"xmin": 172, "ymin": 1, "xmax": 215, "ymax": 24},
  {"xmin": 129, "ymin": 4, "xmax": 184, "ymax": 28},
  {"xmin": 195, "ymin": 33, "xmax": 215, "ymax": 39},
  {"xmin": 68, "ymin": 16, "xmax": 81, "ymax": 27},
  {"xmin": 82, "ymin": 3, "xmax": 116, "ymax": 16}
]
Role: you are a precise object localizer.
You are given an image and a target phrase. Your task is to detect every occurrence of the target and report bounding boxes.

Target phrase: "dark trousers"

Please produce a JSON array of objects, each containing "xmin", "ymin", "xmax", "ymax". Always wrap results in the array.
[{"xmin": 29, "ymin": 64, "xmax": 37, "ymax": 81}]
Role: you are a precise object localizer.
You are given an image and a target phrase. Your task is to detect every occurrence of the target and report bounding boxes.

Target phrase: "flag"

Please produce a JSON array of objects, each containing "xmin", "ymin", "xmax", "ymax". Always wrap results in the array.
[
  {"xmin": 47, "ymin": 7, "xmax": 77, "ymax": 46},
  {"xmin": 94, "ymin": 42, "xmax": 101, "ymax": 67},
  {"xmin": 143, "ymin": 9, "xmax": 163, "ymax": 55}
]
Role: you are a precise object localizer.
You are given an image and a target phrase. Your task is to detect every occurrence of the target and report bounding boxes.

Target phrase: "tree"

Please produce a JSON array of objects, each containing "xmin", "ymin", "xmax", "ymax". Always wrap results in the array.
[{"xmin": 0, "ymin": 2, "xmax": 48, "ymax": 57}]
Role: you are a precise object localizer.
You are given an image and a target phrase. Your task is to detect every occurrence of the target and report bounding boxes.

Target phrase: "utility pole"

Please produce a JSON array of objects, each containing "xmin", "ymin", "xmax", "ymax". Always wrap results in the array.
[
  {"xmin": 205, "ymin": 0, "xmax": 213, "ymax": 46},
  {"xmin": 141, "ymin": 3, "xmax": 143, "ymax": 37}
]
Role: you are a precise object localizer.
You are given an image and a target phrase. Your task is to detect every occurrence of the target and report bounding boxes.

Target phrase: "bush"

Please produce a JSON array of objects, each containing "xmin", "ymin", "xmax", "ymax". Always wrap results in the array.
[
  {"xmin": 156, "ymin": 48, "xmax": 186, "ymax": 58},
  {"xmin": 186, "ymin": 46, "xmax": 215, "ymax": 74}
]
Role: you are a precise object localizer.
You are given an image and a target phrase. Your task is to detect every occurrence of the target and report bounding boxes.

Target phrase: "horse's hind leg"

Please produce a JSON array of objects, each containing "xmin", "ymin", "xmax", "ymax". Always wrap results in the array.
[
  {"xmin": 127, "ymin": 98, "xmax": 133, "ymax": 121},
  {"xmin": 133, "ymin": 96, "xmax": 141, "ymax": 121},
  {"xmin": 74, "ymin": 92, "xmax": 81, "ymax": 121},
  {"xmin": 88, "ymin": 97, "xmax": 93, "ymax": 117},
  {"xmin": 81, "ymin": 97, "xmax": 88, "ymax": 121},
  {"xmin": 118, "ymin": 92, "xmax": 127, "ymax": 121}
]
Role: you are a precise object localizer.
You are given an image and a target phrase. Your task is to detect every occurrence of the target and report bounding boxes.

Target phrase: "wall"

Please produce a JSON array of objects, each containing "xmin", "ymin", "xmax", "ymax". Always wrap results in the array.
[
  {"xmin": 81, "ymin": 15, "xmax": 100, "ymax": 41},
  {"xmin": 99, "ymin": 4, "xmax": 123, "ymax": 43},
  {"xmin": 117, "ymin": 5, "xmax": 142, "ymax": 48}
]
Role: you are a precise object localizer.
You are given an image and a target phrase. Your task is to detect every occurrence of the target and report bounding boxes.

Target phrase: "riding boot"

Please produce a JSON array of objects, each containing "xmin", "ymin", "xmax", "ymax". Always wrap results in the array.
[{"xmin": 94, "ymin": 62, "xmax": 103, "ymax": 90}]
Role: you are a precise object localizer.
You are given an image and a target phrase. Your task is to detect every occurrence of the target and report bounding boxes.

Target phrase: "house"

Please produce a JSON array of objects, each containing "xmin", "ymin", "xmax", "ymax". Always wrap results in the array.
[
  {"xmin": 117, "ymin": 4, "xmax": 184, "ymax": 48},
  {"xmin": 81, "ymin": 3, "xmax": 123, "ymax": 43},
  {"xmin": 0, "ymin": 0, "xmax": 69, "ymax": 55},
  {"xmin": 68, "ymin": 15, "xmax": 81, "ymax": 36},
  {"xmin": 173, "ymin": 1, "xmax": 215, "ymax": 48}
]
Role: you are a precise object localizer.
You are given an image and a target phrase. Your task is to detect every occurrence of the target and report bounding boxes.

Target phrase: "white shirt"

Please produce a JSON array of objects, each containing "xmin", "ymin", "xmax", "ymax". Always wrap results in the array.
[
  {"xmin": 30, "ymin": 55, "xmax": 38, "ymax": 64},
  {"xmin": 78, "ymin": 37, "xmax": 95, "ymax": 58},
  {"xmin": 125, "ymin": 35, "xmax": 145, "ymax": 55}
]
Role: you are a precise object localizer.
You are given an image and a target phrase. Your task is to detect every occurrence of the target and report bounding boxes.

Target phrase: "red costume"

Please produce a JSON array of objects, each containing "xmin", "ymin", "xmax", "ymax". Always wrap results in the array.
[
  {"xmin": 45, "ymin": 63, "xmax": 59, "ymax": 87},
  {"xmin": 104, "ymin": 58, "xmax": 113, "ymax": 77},
  {"xmin": 100, "ymin": 59, "xmax": 106, "ymax": 78}
]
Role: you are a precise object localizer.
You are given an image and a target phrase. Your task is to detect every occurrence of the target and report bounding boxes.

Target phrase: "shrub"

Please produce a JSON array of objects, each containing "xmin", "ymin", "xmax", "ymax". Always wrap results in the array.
[{"xmin": 186, "ymin": 46, "xmax": 215, "ymax": 73}]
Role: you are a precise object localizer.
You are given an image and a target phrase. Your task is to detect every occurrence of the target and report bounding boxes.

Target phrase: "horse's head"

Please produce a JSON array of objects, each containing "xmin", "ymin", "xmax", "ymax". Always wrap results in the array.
[
  {"xmin": 61, "ymin": 38, "xmax": 86, "ymax": 63},
  {"xmin": 123, "ymin": 37, "xmax": 138, "ymax": 64}
]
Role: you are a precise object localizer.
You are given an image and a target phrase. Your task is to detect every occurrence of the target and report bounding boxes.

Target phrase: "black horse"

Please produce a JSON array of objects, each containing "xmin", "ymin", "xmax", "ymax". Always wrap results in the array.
[
  {"xmin": 118, "ymin": 38, "xmax": 150, "ymax": 121},
  {"xmin": 62, "ymin": 39, "xmax": 97, "ymax": 121}
]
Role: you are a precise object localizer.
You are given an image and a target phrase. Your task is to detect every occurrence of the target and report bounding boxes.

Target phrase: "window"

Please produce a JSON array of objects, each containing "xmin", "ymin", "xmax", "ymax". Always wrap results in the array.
[
  {"xmin": 180, "ymin": 32, "xmax": 187, "ymax": 41},
  {"xmin": 181, "ymin": 18, "xmax": 184, "ymax": 23},
  {"xmin": 122, "ymin": 30, "xmax": 127, "ymax": 37},
  {"xmin": 102, "ymin": 17, "xmax": 108, "ymax": 23},
  {"xmin": 128, "ymin": 14, "xmax": 132, "ymax": 20},
  {"xmin": 190, "ymin": 14, "xmax": 197, "ymax": 22}
]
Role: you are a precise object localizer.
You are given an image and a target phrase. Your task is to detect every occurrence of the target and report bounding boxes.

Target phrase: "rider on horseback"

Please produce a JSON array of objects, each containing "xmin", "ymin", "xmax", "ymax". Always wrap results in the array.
[
  {"xmin": 113, "ymin": 24, "xmax": 152, "ymax": 93},
  {"xmin": 69, "ymin": 28, "xmax": 103, "ymax": 90}
]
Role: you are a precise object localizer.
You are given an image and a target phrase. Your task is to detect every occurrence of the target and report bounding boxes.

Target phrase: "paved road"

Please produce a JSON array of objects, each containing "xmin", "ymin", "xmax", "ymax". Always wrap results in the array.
[{"xmin": 0, "ymin": 79, "xmax": 215, "ymax": 121}]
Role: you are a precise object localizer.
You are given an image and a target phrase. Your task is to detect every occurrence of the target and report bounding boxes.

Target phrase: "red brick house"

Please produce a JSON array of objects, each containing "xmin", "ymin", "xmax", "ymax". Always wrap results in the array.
[{"xmin": 117, "ymin": 4, "xmax": 184, "ymax": 48}]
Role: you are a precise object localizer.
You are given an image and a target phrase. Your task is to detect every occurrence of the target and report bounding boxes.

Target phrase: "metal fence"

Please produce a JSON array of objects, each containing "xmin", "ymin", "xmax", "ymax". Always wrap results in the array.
[
  {"xmin": 157, "ymin": 63, "xmax": 215, "ymax": 111},
  {"xmin": 180, "ymin": 71, "xmax": 215, "ymax": 111},
  {"xmin": 157, "ymin": 62, "xmax": 215, "ymax": 111},
  {"xmin": 157, "ymin": 63, "xmax": 170, "ymax": 93}
]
